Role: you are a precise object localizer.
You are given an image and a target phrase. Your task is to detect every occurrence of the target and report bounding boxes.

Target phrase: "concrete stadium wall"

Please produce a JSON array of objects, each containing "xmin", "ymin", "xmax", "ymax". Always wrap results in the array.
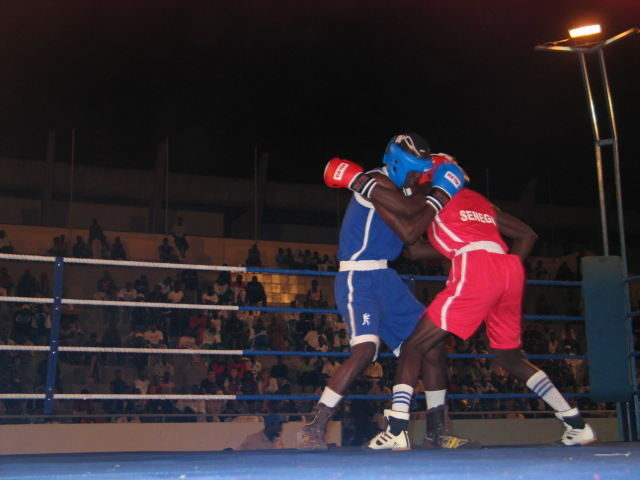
[
  {"xmin": 0, "ymin": 421, "xmax": 342, "ymax": 455},
  {"xmin": 0, "ymin": 223, "xmax": 337, "ymax": 268},
  {"xmin": 0, "ymin": 418, "xmax": 617, "ymax": 455}
]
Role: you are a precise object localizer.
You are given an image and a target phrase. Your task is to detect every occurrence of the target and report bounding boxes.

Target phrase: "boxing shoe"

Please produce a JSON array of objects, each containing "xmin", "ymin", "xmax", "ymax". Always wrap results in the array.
[
  {"xmin": 366, "ymin": 410, "xmax": 411, "ymax": 450},
  {"xmin": 555, "ymin": 407, "xmax": 597, "ymax": 446},
  {"xmin": 295, "ymin": 403, "xmax": 334, "ymax": 451},
  {"xmin": 422, "ymin": 405, "xmax": 480, "ymax": 449}
]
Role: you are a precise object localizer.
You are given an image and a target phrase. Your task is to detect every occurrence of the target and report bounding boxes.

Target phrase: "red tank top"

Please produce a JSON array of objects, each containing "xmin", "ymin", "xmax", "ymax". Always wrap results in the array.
[{"xmin": 427, "ymin": 189, "xmax": 509, "ymax": 259}]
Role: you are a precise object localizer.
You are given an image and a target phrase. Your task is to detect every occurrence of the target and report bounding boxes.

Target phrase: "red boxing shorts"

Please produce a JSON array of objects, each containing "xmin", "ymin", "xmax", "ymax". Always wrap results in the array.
[{"xmin": 426, "ymin": 250, "xmax": 525, "ymax": 349}]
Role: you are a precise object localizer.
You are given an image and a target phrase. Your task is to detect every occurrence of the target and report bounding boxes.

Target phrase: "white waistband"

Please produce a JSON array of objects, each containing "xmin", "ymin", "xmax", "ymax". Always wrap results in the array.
[
  {"xmin": 339, "ymin": 260, "xmax": 388, "ymax": 271},
  {"xmin": 455, "ymin": 241, "xmax": 505, "ymax": 256}
]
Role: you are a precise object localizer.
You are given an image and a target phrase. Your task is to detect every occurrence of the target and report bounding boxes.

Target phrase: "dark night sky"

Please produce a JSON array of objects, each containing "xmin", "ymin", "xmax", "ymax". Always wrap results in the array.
[{"xmin": 0, "ymin": 1, "xmax": 639, "ymax": 208}]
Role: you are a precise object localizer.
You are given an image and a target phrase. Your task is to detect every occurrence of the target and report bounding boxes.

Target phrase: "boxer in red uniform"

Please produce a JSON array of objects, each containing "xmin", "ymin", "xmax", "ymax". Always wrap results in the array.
[{"xmin": 324, "ymin": 151, "xmax": 596, "ymax": 449}]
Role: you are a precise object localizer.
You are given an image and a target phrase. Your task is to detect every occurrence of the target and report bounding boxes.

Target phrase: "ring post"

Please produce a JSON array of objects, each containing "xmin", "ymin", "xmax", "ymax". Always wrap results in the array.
[
  {"xmin": 581, "ymin": 256, "xmax": 636, "ymax": 440},
  {"xmin": 43, "ymin": 256, "xmax": 64, "ymax": 414}
]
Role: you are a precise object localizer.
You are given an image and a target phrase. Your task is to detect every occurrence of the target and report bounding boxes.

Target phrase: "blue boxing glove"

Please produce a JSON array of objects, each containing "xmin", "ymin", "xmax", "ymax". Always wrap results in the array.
[{"xmin": 425, "ymin": 162, "xmax": 467, "ymax": 212}]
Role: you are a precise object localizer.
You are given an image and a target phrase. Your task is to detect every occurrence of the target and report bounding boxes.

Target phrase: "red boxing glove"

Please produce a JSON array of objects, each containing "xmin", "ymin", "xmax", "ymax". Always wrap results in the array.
[{"xmin": 323, "ymin": 157, "xmax": 378, "ymax": 198}]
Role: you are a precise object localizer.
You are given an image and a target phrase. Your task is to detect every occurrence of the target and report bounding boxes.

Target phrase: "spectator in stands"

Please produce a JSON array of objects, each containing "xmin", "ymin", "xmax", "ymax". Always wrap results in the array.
[
  {"xmin": 316, "ymin": 254, "xmax": 329, "ymax": 272},
  {"xmin": 270, "ymin": 355, "xmax": 289, "ymax": 382},
  {"xmin": 198, "ymin": 370, "xmax": 217, "ymax": 395},
  {"xmin": 107, "ymin": 369, "xmax": 128, "ymax": 415},
  {"xmin": 72, "ymin": 389, "xmax": 97, "ymax": 423},
  {"xmin": 312, "ymin": 251, "xmax": 322, "ymax": 269},
  {"xmin": 202, "ymin": 284, "xmax": 218, "ymax": 305},
  {"xmin": 223, "ymin": 314, "xmax": 246, "ymax": 349},
  {"xmin": 301, "ymin": 249, "xmax": 315, "ymax": 270},
  {"xmin": 147, "ymin": 284, "xmax": 166, "ymax": 303},
  {"xmin": 153, "ymin": 356, "xmax": 175, "ymax": 379},
  {"xmin": 143, "ymin": 323, "xmax": 165, "ymax": 348},
  {"xmin": 231, "ymin": 275, "xmax": 247, "ymax": 305},
  {"xmin": 134, "ymin": 275, "xmax": 149, "ymax": 298},
  {"xmin": 364, "ymin": 359, "xmax": 384, "ymax": 387},
  {"xmin": 224, "ymin": 367, "xmax": 243, "ymax": 394},
  {"xmin": 246, "ymin": 243, "xmax": 262, "ymax": 267},
  {"xmin": 304, "ymin": 280, "xmax": 326, "ymax": 309},
  {"xmin": 293, "ymin": 250, "xmax": 305, "ymax": 269},
  {"xmin": 249, "ymin": 317, "xmax": 268, "ymax": 349},
  {"xmin": 0, "ymin": 230, "xmax": 14, "ymax": 253},
  {"xmin": 72, "ymin": 236, "xmax": 89, "ymax": 258},
  {"xmin": 283, "ymin": 248, "xmax": 295, "ymax": 268},
  {"xmin": 111, "ymin": 237, "xmax": 127, "ymax": 261},
  {"xmin": 0, "ymin": 267, "xmax": 14, "ymax": 295},
  {"xmin": 133, "ymin": 368, "xmax": 150, "ymax": 395},
  {"xmin": 117, "ymin": 282, "xmax": 137, "ymax": 323},
  {"xmin": 246, "ymin": 276, "xmax": 267, "ymax": 306},
  {"xmin": 200, "ymin": 325, "xmax": 223, "ymax": 350},
  {"xmin": 257, "ymin": 369, "xmax": 279, "ymax": 396},
  {"xmin": 176, "ymin": 385, "xmax": 206, "ymax": 421},
  {"xmin": 88, "ymin": 219, "xmax": 106, "ymax": 259},
  {"xmin": 267, "ymin": 316, "xmax": 287, "ymax": 351},
  {"xmin": 158, "ymin": 237, "xmax": 179, "ymax": 263},
  {"xmin": 47, "ymin": 236, "xmax": 66, "ymax": 257},
  {"xmin": 241, "ymin": 370, "xmax": 259, "ymax": 395},
  {"xmin": 172, "ymin": 217, "xmax": 189, "ymax": 260},
  {"xmin": 16, "ymin": 269, "xmax": 39, "ymax": 297},
  {"xmin": 96, "ymin": 270, "xmax": 116, "ymax": 299},
  {"xmin": 214, "ymin": 272, "xmax": 232, "ymax": 304},
  {"xmin": 168, "ymin": 284, "xmax": 185, "ymax": 304},
  {"xmin": 275, "ymin": 248, "xmax": 288, "ymax": 268},
  {"xmin": 12, "ymin": 304, "xmax": 36, "ymax": 342}
]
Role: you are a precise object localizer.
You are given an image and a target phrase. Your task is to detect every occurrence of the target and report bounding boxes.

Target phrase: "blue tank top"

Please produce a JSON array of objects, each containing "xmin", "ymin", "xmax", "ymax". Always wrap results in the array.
[{"xmin": 337, "ymin": 168, "xmax": 404, "ymax": 261}]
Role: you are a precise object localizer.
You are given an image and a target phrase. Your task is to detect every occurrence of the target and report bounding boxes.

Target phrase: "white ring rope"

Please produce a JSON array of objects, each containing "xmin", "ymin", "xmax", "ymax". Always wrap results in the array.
[
  {"xmin": 0, "ymin": 345, "xmax": 244, "ymax": 355},
  {"xmin": 0, "ymin": 253, "xmax": 247, "ymax": 272},
  {"xmin": 0, "ymin": 296, "xmax": 240, "ymax": 311},
  {"xmin": 0, "ymin": 296, "xmax": 54, "ymax": 304},
  {"xmin": 0, "ymin": 394, "xmax": 238, "ymax": 400}
]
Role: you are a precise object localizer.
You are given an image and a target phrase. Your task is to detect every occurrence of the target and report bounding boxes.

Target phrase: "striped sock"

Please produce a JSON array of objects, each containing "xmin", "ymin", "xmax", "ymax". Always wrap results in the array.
[
  {"xmin": 392, "ymin": 384, "xmax": 414, "ymax": 414},
  {"xmin": 526, "ymin": 370, "xmax": 571, "ymax": 413}
]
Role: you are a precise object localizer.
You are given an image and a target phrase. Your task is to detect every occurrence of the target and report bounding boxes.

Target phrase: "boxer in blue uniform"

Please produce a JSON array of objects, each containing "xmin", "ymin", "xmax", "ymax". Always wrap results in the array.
[{"xmin": 296, "ymin": 133, "xmax": 464, "ymax": 450}]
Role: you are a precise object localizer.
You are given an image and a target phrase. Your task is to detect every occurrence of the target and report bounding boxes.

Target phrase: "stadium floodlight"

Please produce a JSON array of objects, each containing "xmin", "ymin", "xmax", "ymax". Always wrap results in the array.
[
  {"xmin": 535, "ymin": 27, "xmax": 639, "ymax": 271},
  {"xmin": 569, "ymin": 24, "xmax": 601, "ymax": 39}
]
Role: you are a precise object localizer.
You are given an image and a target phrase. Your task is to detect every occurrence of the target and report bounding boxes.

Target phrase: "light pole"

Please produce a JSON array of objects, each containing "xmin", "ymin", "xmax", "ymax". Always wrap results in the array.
[{"xmin": 535, "ymin": 25, "xmax": 638, "ymax": 274}]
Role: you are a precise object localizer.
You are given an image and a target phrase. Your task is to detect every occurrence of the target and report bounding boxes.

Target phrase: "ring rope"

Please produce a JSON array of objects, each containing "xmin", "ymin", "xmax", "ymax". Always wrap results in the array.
[
  {"xmin": 0, "ymin": 345, "xmax": 585, "ymax": 361},
  {"xmin": 0, "ymin": 392, "xmax": 590, "ymax": 401},
  {"xmin": 0, "ymin": 253, "xmax": 583, "ymax": 286},
  {"xmin": 0, "ymin": 345, "xmax": 588, "ymax": 360},
  {"xmin": 0, "ymin": 297, "xmax": 584, "ymax": 322}
]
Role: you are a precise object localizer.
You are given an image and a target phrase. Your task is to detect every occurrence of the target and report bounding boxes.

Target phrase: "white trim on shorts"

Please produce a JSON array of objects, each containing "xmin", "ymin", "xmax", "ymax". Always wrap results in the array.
[
  {"xmin": 350, "ymin": 334, "xmax": 381, "ymax": 361},
  {"xmin": 440, "ymin": 252, "xmax": 468, "ymax": 331}
]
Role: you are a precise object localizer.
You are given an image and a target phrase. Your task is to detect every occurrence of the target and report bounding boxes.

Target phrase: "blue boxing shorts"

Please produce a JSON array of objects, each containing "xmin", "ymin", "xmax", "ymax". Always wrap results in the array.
[{"xmin": 334, "ymin": 267, "xmax": 423, "ymax": 357}]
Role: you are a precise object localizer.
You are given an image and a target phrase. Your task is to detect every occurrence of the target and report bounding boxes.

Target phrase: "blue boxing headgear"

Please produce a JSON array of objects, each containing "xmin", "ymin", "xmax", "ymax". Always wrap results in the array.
[{"xmin": 383, "ymin": 133, "xmax": 433, "ymax": 188}]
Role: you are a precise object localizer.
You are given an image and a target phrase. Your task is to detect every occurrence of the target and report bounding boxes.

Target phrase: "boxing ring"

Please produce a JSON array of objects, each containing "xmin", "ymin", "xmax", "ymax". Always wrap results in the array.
[{"xmin": 0, "ymin": 252, "xmax": 639, "ymax": 479}]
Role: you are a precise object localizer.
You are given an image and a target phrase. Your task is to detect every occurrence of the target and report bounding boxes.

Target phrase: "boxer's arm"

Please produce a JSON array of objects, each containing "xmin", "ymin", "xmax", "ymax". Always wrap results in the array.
[
  {"xmin": 369, "ymin": 173, "xmax": 438, "ymax": 245},
  {"xmin": 405, "ymin": 238, "xmax": 442, "ymax": 260},
  {"xmin": 496, "ymin": 211, "xmax": 538, "ymax": 261}
]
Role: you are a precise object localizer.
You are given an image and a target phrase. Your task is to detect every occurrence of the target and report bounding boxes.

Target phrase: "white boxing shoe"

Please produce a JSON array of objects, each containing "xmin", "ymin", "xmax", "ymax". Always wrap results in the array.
[
  {"xmin": 555, "ymin": 408, "xmax": 597, "ymax": 446},
  {"xmin": 366, "ymin": 410, "xmax": 411, "ymax": 451}
]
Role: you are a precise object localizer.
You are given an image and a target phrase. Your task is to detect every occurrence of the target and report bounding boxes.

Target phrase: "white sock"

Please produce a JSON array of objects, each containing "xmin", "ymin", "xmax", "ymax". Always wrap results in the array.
[
  {"xmin": 318, "ymin": 387, "xmax": 343, "ymax": 408},
  {"xmin": 425, "ymin": 389, "xmax": 446, "ymax": 410},
  {"xmin": 391, "ymin": 384, "xmax": 414, "ymax": 414},
  {"xmin": 526, "ymin": 370, "xmax": 571, "ymax": 413}
]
